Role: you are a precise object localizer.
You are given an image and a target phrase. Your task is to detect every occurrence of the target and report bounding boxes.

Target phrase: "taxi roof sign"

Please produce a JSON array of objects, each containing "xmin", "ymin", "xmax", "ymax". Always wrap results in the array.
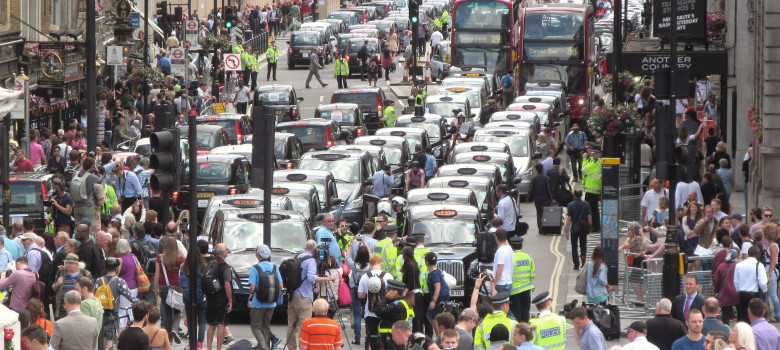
[
  {"xmin": 473, "ymin": 155, "xmax": 492, "ymax": 162},
  {"xmin": 434, "ymin": 210, "xmax": 457, "ymax": 217},
  {"xmin": 410, "ymin": 116, "xmax": 426, "ymax": 122},
  {"xmin": 448, "ymin": 180, "xmax": 469, "ymax": 188},
  {"xmin": 369, "ymin": 139, "xmax": 387, "ymax": 146},
  {"xmin": 239, "ymin": 213, "xmax": 290, "ymax": 221},
  {"xmin": 389, "ymin": 131, "xmax": 407, "ymax": 137},
  {"xmin": 312, "ymin": 153, "xmax": 350, "ymax": 160},
  {"xmin": 223, "ymin": 199, "xmax": 262, "ymax": 207},
  {"xmin": 470, "ymin": 145, "xmax": 487, "ymax": 151},
  {"xmin": 270, "ymin": 187, "xmax": 291, "ymax": 195},
  {"xmin": 427, "ymin": 193, "xmax": 450, "ymax": 201},
  {"xmin": 286, "ymin": 173, "xmax": 308, "ymax": 181},
  {"xmin": 457, "ymin": 168, "xmax": 477, "ymax": 175},
  {"xmin": 522, "ymin": 105, "xmax": 537, "ymax": 110},
  {"xmin": 528, "ymin": 97, "xmax": 543, "ymax": 103}
]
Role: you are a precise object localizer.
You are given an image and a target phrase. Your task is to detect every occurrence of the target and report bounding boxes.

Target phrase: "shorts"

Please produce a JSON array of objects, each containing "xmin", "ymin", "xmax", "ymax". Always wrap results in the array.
[
  {"xmin": 103, "ymin": 311, "xmax": 118, "ymax": 340},
  {"xmin": 206, "ymin": 299, "xmax": 230, "ymax": 325}
]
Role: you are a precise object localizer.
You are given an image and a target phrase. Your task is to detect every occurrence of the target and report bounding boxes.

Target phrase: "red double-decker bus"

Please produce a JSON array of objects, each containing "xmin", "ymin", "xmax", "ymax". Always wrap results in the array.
[
  {"xmin": 450, "ymin": 0, "xmax": 518, "ymax": 75},
  {"xmin": 517, "ymin": 4, "xmax": 595, "ymax": 119}
]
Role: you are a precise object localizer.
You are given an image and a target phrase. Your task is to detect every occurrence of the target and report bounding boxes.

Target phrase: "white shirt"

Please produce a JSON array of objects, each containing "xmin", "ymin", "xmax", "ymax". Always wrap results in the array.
[
  {"xmin": 641, "ymin": 188, "xmax": 668, "ymax": 221},
  {"xmin": 492, "ymin": 244, "xmax": 514, "ymax": 286},
  {"xmin": 674, "ymin": 182, "xmax": 703, "ymax": 209},
  {"xmin": 496, "ymin": 195, "xmax": 517, "ymax": 231},
  {"xmin": 714, "ymin": 211, "xmax": 727, "ymax": 221},
  {"xmin": 741, "ymin": 241, "xmax": 754, "ymax": 257},
  {"xmin": 624, "ymin": 336, "xmax": 660, "ymax": 350},
  {"xmin": 733, "ymin": 257, "xmax": 768, "ymax": 293},
  {"xmin": 541, "ymin": 157, "xmax": 553, "ymax": 173},
  {"xmin": 430, "ymin": 31, "xmax": 443, "ymax": 48},
  {"xmin": 198, "ymin": 88, "xmax": 211, "ymax": 100},
  {"xmin": 235, "ymin": 86, "xmax": 251, "ymax": 103},
  {"xmin": 357, "ymin": 269, "xmax": 394, "ymax": 318}
]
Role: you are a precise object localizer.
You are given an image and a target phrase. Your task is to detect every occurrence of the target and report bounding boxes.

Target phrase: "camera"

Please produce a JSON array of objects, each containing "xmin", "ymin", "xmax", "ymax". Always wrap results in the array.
[
  {"xmin": 558, "ymin": 299, "xmax": 579, "ymax": 319},
  {"xmin": 136, "ymin": 194, "xmax": 143, "ymax": 200},
  {"xmin": 355, "ymin": 234, "xmax": 363, "ymax": 242}
]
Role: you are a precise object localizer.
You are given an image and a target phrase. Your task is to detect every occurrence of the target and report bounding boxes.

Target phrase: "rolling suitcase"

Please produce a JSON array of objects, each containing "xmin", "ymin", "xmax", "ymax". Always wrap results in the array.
[{"xmin": 540, "ymin": 206, "xmax": 563, "ymax": 235}]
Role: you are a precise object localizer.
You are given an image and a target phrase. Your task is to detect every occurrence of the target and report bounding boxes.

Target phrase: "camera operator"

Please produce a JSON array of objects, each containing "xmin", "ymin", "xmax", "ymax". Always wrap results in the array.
[
  {"xmin": 315, "ymin": 214, "xmax": 342, "ymax": 265},
  {"xmin": 351, "ymin": 223, "xmax": 378, "ymax": 262},
  {"xmin": 49, "ymin": 179, "xmax": 73, "ymax": 234}
]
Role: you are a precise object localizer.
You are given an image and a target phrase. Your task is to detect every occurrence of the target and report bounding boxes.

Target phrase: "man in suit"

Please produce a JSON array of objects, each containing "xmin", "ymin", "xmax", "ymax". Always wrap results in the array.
[
  {"xmin": 50, "ymin": 290, "xmax": 99, "ymax": 350},
  {"xmin": 647, "ymin": 298, "xmax": 687, "ymax": 350},
  {"xmin": 305, "ymin": 52, "xmax": 328, "ymax": 89},
  {"xmin": 671, "ymin": 276, "xmax": 705, "ymax": 323},
  {"xmin": 527, "ymin": 163, "xmax": 554, "ymax": 231}
]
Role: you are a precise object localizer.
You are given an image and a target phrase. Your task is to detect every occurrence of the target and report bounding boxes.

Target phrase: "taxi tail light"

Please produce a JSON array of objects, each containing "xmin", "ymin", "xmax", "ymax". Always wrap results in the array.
[
  {"xmin": 326, "ymin": 127, "xmax": 334, "ymax": 146},
  {"xmin": 235, "ymin": 121, "xmax": 242, "ymax": 141},
  {"xmin": 288, "ymin": 48, "xmax": 293, "ymax": 55},
  {"xmin": 228, "ymin": 187, "xmax": 239, "ymax": 195},
  {"xmin": 346, "ymin": 55, "xmax": 350, "ymax": 62},
  {"xmin": 376, "ymin": 95, "xmax": 383, "ymax": 112},
  {"xmin": 41, "ymin": 183, "xmax": 48, "ymax": 202},
  {"xmin": 292, "ymin": 106, "xmax": 299, "ymax": 119},
  {"xmin": 356, "ymin": 127, "xmax": 363, "ymax": 136},
  {"xmin": 172, "ymin": 191, "xmax": 179, "ymax": 204},
  {"xmin": 286, "ymin": 162, "xmax": 294, "ymax": 169}
]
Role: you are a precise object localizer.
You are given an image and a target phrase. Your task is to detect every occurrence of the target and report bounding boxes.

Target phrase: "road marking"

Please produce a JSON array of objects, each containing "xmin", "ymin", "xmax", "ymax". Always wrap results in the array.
[
  {"xmin": 548, "ymin": 234, "xmax": 565, "ymax": 310},
  {"xmin": 320, "ymin": 96, "xmax": 323, "ymax": 103}
]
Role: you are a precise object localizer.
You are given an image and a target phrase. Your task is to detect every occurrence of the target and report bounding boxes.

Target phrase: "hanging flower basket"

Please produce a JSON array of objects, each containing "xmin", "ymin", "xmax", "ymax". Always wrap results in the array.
[
  {"xmin": 707, "ymin": 12, "xmax": 726, "ymax": 41},
  {"xmin": 129, "ymin": 68, "xmax": 165, "ymax": 87},
  {"xmin": 202, "ymin": 34, "xmax": 233, "ymax": 52},
  {"xmin": 600, "ymin": 71, "xmax": 639, "ymax": 97},
  {"xmin": 747, "ymin": 104, "xmax": 761, "ymax": 144},
  {"xmin": 588, "ymin": 103, "xmax": 642, "ymax": 139}
]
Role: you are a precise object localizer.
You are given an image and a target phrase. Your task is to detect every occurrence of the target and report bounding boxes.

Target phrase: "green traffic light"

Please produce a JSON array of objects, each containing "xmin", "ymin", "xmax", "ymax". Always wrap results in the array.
[
  {"xmin": 226, "ymin": 21, "xmax": 233, "ymax": 28},
  {"xmin": 411, "ymin": 17, "xmax": 418, "ymax": 23}
]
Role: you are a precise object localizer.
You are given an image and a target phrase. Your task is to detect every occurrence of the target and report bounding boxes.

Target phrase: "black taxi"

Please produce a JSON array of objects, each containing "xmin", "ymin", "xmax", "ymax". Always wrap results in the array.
[
  {"xmin": 331, "ymin": 86, "xmax": 389, "ymax": 134},
  {"xmin": 353, "ymin": 135, "xmax": 410, "ymax": 192},
  {"xmin": 404, "ymin": 205, "xmax": 483, "ymax": 302},
  {"xmin": 253, "ymin": 85, "xmax": 304, "ymax": 122},
  {"xmin": 436, "ymin": 163, "xmax": 503, "ymax": 186},
  {"xmin": 268, "ymin": 183, "xmax": 322, "ymax": 229},
  {"xmin": 276, "ymin": 119, "xmax": 351, "ymax": 150},
  {"xmin": 426, "ymin": 176, "xmax": 497, "ymax": 222},
  {"xmin": 314, "ymin": 103, "xmax": 367, "ymax": 139},
  {"xmin": 178, "ymin": 124, "xmax": 231, "ymax": 155},
  {"xmin": 273, "ymin": 170, "xmax": 341, "ymax": 212},
  {"xmin": 395, "ymin": 114, "xmax": 452, "ymax": 163},
  {"xmin": 176, "ymin": 154, "xmax": 252, "ymax": 219},
  {"xmin": 202, "ymin": 192, "xmax": 294, "ymax": 238},
  {"xmin": 288, "ymin": 30, "xmax": 331, "ymax": 68},
  {"xmin": 195, "ymin": 113, "xmax": 252, "ymax": 145},
  {"xmin": 209, "ymin": 209, "xmax": 311, "ymax": 312},
  {"xmin": 274, "ymin": 133, "xmax": 305, "ymax": 169},
  {"xmin": 299, "ymin": 150, "xmax": 374, "ymax": 225}
]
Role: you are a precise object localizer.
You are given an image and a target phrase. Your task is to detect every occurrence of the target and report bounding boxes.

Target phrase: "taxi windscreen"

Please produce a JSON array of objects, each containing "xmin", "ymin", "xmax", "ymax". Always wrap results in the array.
[
  {"xmin": 223, "ymin": 220, "xmax": 308, "ymax": 252},
  {"xmin": 200, "ymin": 119, "xmax": 238, "ymax": 135},
  {"xmin": 473, "ymin": 134, "xmax": 529, "ymax": 157},
  {"xmin": 187, "ymin": 163, "xmax": 231, "ymax": 183},
  {"xmin": 293, "ymin": 34, "xmax": 320, "ymax": 46},
  {"xmin": 426, "ymin": 102, "xmax": 465, "ymax": 118},
  {"xmin": 332, "ymin": 93, "xmax": 379, "ymax": 111},
  {"xmin": 411, "ymin": 219, "xmax": 476, "ymax": 245},
  {"xmin": 277, "ymin": 125, "xmax": 327, "ymax": 149},
  {"xmin": 0, "ymin": 183, "xmax": 42, "ymax": 207},
  {"xmin": 299, "ymin": 159, "xmax": 361, "ymax": 183},
  {"xmin": 319, "ymin": 109, "xmax": 357, "ymax": 124},
  {"xmin": 257, "ymin": 91, "xmax": 290, "ymax": 105}
]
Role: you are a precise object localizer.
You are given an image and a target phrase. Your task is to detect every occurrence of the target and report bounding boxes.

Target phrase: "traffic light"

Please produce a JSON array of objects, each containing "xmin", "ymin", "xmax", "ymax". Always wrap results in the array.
[
  {"xmin": 156, "ymin": 1, "xmax": 169, "ymax": 25},
  {"xmin": 150, "ymin": 129, "xmax": 181, "ymax": 193},
  {"xmin": 674, "ymin": 144, "xmax": 696, "ymax": 183},
  {"xmin": 409, "ymin": 0, "xmax": 419, "ymax": 24},
  {"xmin": 224, "ymin": 7, "xmax": 235, "ymax": 28},
  {"xmin": 173, "ymin": 7, "xmax": 183, "ymax": 23}
]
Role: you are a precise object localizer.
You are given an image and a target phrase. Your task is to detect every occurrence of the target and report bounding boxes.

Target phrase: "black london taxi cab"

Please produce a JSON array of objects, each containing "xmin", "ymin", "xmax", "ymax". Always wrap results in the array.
[
  {"xmin": 202, "ymin": 191, "xmax": 294, "ymax": 238},
  {"xmin": 331, "ymin": 86, "xmax": 390, "ymax": 134},
  {"xmin": 276, "ymin": 119, "xmax": 351, "ymax": 150},
  {"xmin": 273, "ymin": 170, "xmax": 341, "ymax": 212},
  {"xmin": 268, "ymin": 183, "xmax": 322, "ymax": 228},
  {"xmin": 177, "ymin": 124, "xmax": 231, "ymax": 155},
  {"xmin": 353, "ymin": 135, "xmax": 410, "ymax": 192},
  {"xmin": 314, "ymin": 103, "xmax": 367, "ymax": 140},
  {"xmin": 273, "ymin": 133, "xmax": 305, "ymax": 169},
  {"xmin": 253, "ymin": 85, "xmax": 304, "ymax": 122},
  {"xmin": 176, "ymin": 154, "xmax": 252, "ymax": 220},
  {"xmin": 374, "ymin": 127, "xmax": 431, "ymax": 157},
  {"xmin": 394, "ymin": 114, "xmax": 452, "ymax": 163},
  {"xmin": 195, "ymin": 113, "xmax": 252, "ymax": 145},
  {"xmin": 426, "ymin": 176, "xmax": 497, "ymax": 221}
]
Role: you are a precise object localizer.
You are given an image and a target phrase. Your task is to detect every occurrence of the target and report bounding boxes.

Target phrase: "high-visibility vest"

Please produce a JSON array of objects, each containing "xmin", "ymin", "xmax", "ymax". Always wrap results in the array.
[
  {"xmin": 582, "ymin": 157, "xmax": 602, "ymax": 194},
  {"xmin": 334, "ymin": 58, "xmax": 350, "ymax": 75},
  {"xmin": 415, "ymin": 247, "xmax": 432, "ymax": 293},
  {"xmin": 233, "ymin": 44, "xmax": 244, "ymax": 54},
  {"xmin": 240, "ymin": 51, "xmax": 251, "ymax": 70},
  {"xmin": 415, "ymin": 93, "xmax": 424, "ymax": 106},
  {"xmin": 433, "ymin": 18, "xmax": 442, "ymax": 30},
  {"xmin": 45, "ymin": 213, "xmax": 55, "ymax": 234},
  {"xmin": 266, "ymin": 47, "xmax": 280, "ymax": 63},
  {"xmin": 378, "ymin": 299, "xmax": 415, "ymax": 333},
  {"xmin": 529, "ymin": 312, "xmax": 567, "ymax": 350},
  {"xmin": 511, "ymin": 250, "xmax": 535, "ymax": 295},
  {"xmin": 374, "ymin": 216, "xmax": 397, "ymax": 227},
  {"xmin": 441, "ymin": 11, "xmax": 449, "ymax": 24},
  {"xmin": 382, "ymin": 106, "xmax": 396, "ymax": 127},
  {"xmin": 373, "ymin": 238, "xmax": 398, "ymax": 273},
  {"xmin": 394, "ymin": 255, "xmax": 404, "ymax": 279},
  {"xmin": 102, "ymin": 184, "xmax": 119, "ymax": 214},
  {"xmin": 474, "ymin": 312, "xmax": 517, "ymax": 350}
]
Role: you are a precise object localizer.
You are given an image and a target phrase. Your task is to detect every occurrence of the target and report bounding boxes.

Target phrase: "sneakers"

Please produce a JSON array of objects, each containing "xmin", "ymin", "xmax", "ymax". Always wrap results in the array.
[
  {"xmin": 271, "ymin": 338, "xmax": 282, "ymax": 350},
  {"xmin": 224, "ymin": 334, "xmax": 234, "ymax": 345},
  {"xmin": 172, "ymin": 332, "xmax": 181, "ymax": 344}
]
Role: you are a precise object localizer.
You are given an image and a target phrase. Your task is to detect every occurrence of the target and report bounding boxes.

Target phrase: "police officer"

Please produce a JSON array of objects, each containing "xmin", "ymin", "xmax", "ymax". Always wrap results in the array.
[
  {"xmin": 334, "ymin": 51, "xmax": 350, "ymax": 89},
  {"xmin": 376, "ymin": 280, "xmax": 415, "ymax": 350},
  {"xmin": 376, "ymin": 201, "xmax": 398, "ymax": 227},
  {"xmin": 266, "ymin": 40, "xmax": 280, "ymax": 81},
  {"xmin": 374, "ymin": 224, "xmax": 400, "ymax": 275},
  {"xmin": 582, "ymin": 142, "xmax": 602, "ymax": 232},
  {"xmin": 239, "ymin": 44, "xmax": 252, "ymax": 84},
  {"xmin": 508, "ymin": 236, "xmax": 535, "ymax": 323},
  {"xmin": 411, "ymin": 232, "xmax": 433, "ymax": 336},
  {"xmin": 474, "ymin": 292, "xmax": 517, "ymax": 350},
  {"xmin": 528, "ymin": 292, "xmax": 566, "ymax": 350},
  {"xmin": 440, "ymin": 10, "xmax": 449, "ymax": 38},
  {"xmin": 433, "ymin": 16, "xmax": 442, "ymax": 32},
  {"xmin": 382, "ymin": 100, "xmax": 397, "ymax": 127}
]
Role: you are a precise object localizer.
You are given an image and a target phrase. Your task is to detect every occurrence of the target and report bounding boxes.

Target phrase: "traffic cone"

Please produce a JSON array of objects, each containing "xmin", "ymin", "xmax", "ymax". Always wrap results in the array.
[
  {"xmin": 403, "ymin": 64, "xmax": 409, "ymax": 82},
  {"xmin": 424, "ymin": 62, "xmax": 431, "ymax": 83}
]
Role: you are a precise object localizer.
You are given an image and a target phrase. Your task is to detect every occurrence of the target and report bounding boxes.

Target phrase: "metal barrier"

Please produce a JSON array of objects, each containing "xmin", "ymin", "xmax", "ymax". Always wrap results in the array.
[
  {"xmin": 618, "ymin": 183, "xmax": 644, "ymax": 226},
  {"xmin": 680, "ymin": 255, "xmax": 716, "ymax": 298},
  {"xmin": 243, "ymin": 30, "xmax": 269, "ymax": 56}
]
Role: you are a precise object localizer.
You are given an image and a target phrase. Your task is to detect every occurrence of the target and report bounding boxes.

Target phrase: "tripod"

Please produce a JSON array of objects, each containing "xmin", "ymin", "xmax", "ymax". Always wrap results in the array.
[{"xmin": 316, "ymin": 269, "xmax": 354, "ymax": 350}]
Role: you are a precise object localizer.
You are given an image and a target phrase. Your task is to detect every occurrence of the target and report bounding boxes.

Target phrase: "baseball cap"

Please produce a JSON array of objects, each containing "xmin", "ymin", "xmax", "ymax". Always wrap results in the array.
[
  {"xmin": 460, "ymin": 308, "xmax": 479, "ymax": 321},
  {"xmin": 256, "ymin": 244, "xmax": 271, "ymax": 259},
  {"xmin": 21, "ymin": 232, "xmax": 37, "ymax": 241},
  {"xmin": 625, "ymin": 321, "xmax": 647, "ymax": 334}
]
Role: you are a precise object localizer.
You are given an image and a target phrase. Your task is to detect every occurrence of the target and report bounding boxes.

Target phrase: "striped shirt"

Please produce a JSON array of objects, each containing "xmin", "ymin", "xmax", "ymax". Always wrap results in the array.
[{"xmin": 300, "ymin": 315, "xmax": 343, "ymax": 350}]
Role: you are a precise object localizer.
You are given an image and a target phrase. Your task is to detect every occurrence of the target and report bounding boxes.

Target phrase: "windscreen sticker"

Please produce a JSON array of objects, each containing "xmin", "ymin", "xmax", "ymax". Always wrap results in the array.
[
  {"xmin": 331, "ymin": 111, "xmax": 343, "ymax": 122},
  {"xmin": 268, "ymin": 93, "xmax": 280, "ymax": 102}
]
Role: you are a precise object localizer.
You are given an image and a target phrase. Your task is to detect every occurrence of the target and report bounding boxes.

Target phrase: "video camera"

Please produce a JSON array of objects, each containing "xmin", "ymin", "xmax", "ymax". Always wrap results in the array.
[
  {"xmin": 558, "ymin": 299, "xmax": 579, "ymax": 319},
  {"xmin": 316, "ymin": 238, "xmax": 332, "ymax": 276}
]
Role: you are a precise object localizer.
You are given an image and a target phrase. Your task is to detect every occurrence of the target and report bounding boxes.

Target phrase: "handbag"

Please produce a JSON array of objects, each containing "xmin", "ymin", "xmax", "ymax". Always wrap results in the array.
[
  {"xmin": 337, "ymin": 276, "xmax": 352, "ymax": 307},
  {"xmin": 574, "ymin": 262, "xmax": 588, "ymax": 295},
  {"xmin": 133, "ymin": 255, "xmax": 151, "ymax": 293},
  {"xmin": 162, "ymin": 262, "xmax": 185, "ymax": 311},
  {"xmin": 442, "ymin": 270, "xmax": 457, "ymax": 289}
]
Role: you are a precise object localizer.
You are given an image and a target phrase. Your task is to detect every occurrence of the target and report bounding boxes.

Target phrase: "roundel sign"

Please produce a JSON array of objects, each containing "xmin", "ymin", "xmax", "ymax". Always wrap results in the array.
[
  {"xmin": 224, "ymin": 53, "xmax": 242, "ymax": 71},
  {"xmin": 170, "ymin": 48, "xmax": 185, "ymax": 60},
  {"xmin": 186, "ymin": 20, "xmax": 198, "ymax": 31}
]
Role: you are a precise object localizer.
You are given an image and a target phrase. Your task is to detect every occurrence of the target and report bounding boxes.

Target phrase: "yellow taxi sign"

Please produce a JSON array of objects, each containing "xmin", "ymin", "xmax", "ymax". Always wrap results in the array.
[
  {"xmin": 434, "ymin": 210, "xmax": 457, "ymax": 217},
  {"xmin": 212, "ymin": 102, "xmax": 226, "ymax": 113},
  {"xmin": 449, "ymin": 87, "xmax": 467, "ymax": 91},
  {"xmin": 270, "ymin": 187, "xmax": 291, "ymax": 195}
]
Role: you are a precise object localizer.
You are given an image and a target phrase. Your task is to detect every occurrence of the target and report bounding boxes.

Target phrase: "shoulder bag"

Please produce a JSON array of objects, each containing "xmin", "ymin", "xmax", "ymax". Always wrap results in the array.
[
  {"xmin": 162, "ymin": 262, "xmax": 185, "ymax": 311},
  {"xmin": 133, "ymin": 255, "xmax": 151, "ymax": 293},
  {"xmin": 575, "ymin": 201, "xmax": 591, "ymax": 235}
]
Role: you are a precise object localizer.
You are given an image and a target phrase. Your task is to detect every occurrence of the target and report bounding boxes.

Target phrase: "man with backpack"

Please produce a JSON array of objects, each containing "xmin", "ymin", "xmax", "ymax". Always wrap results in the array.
[
  {"xmin": 70, "ymin": 156, "xmax": 105, "ymax": 225},
  {"xmin": 204, "ymin": 243, "xmax": 234, "ymax": 350},
  {"xmin": 283, "ymin": 240, "xmax": 339, "ymax": 350},
  {"xmin": 95, "ymin": 257, "xmax": 138, "ymax": 350},
  {"xmin": 358, "ymin": 254, "xmax": 395, "ymax": 350},
  {"xmin": 249, "ymin": 244, "xmax": 283, "ymax": 350},
  {"xmin": 21, "ymin": 232, "xmax": 48, "ymax": 273}
]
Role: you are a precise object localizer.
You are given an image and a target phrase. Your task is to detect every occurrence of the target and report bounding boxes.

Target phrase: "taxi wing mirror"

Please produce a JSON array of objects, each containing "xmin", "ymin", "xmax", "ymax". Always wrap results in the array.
[{"xmin": 297, "ymin": 97, "xmax": 305, "ymax": 102}]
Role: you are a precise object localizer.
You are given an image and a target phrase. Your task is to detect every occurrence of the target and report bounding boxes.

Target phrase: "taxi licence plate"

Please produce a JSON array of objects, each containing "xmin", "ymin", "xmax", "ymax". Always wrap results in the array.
[
  {"xmin": 451, "ymin": 289, "xmax": 464, "ymax": 297},
  {"xmin": 196, "ymin": 192, "xmax": 215, "ymax": 198},
  {"xmin": 197, "ymin": 199, "xmax": 209, "ymax": 208},
  {"xmin": 275, "ymin": 110, "xmax": 283, "ymax": 115},
  {"xmin": 300, "ymin": 50, "xmax": 312, "ymax": 52}
]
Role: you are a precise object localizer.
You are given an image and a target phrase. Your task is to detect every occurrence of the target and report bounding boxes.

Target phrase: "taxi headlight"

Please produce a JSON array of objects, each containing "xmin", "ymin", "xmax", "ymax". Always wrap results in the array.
[
  {"xmin": 345, "ymin": 197, "xmax": 364, "ymax": 210},
  {"xmin": 578, "ymin": 99, "xmax": 585, "ymax": 105}
]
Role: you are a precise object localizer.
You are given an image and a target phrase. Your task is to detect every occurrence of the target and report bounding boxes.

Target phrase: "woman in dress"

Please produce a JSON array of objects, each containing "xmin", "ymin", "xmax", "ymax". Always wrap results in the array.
[{"xmin": 154, "ymin": 238, "xmax": 185, "ymax": 343}]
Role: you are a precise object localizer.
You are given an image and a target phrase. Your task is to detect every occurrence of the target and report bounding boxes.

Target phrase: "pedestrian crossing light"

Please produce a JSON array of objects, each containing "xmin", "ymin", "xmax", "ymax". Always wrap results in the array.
[
  {"xmin": 409, "ymin": 0, "xmax": 419, "ymax": 24},
  {"xmin": 224, "ymin": 7, "xmax": 235, "ymax": 28}
]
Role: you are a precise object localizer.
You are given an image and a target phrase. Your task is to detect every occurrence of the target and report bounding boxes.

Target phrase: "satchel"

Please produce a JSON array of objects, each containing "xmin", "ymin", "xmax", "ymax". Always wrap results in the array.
[
  {"xmin": 337, "ymin": 276, "xmax": 352, "ymax": 307},
  {"xmin": 134, "ymin": 255, "xmax": 151, "ymax": 293},
  {"xmin": 162, "ymin": 263, "xmax": 185, "ymax": 311},
  {"xmin": 575, "ymin": 201, "xmax": 591, "ymax": 235},
  {"xmin": 574, "ymin": 263, "xmax": 588, "ymax": 295}
]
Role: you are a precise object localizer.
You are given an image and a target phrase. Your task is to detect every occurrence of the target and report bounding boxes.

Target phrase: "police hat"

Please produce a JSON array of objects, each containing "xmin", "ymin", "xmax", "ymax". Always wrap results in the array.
[
  {"xmin": 490, "ymin": 292, "xmax": 511, "ymax": 305},
  {"xmin": 508, "ymin": 236, "xmax": 524, "ymax": 246},
  {"xmin": 387, "ymin": 280, "xmax": 406, "ymax": 291},
  {"xmin": 385, "ymin": 224, "xmax": 399, "ymax": 234},
  {"xmin": 385, "ymin": 100, "xmax": 395, "ymax": 105},
  {"xmin": 531, "ymin": 291, "xmax": 551, "ymax": 305}
]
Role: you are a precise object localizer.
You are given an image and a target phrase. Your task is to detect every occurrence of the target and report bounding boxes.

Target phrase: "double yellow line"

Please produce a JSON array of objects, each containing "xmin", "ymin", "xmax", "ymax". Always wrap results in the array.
[{"xmin": 548, "ymin": 234, "xmax": 565, "ymax": 310}]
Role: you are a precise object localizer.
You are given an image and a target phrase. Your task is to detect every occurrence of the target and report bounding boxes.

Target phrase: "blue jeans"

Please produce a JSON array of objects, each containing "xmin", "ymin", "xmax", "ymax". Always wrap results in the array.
[
  {"xmin": 769, "ymin": 270, "xmax": 780, "ymax": 318},
  {"xmin": 184, "ymin": 297, "xmax": 207, "ymax": 342},
  {"xmin": 495, "ymin": 284, "xmax": 514, "ymax": 319},
  {"xmin": 351, "ymin": 287, "xmax": 363, "ymax": 342},
  {"xmin": 745, "ymin": 182, "xmax": 749, "ymax": 218}
]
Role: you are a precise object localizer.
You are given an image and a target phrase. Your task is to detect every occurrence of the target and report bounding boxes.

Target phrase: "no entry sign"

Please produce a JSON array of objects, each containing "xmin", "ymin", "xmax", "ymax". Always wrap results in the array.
[{"xmin": 224, "ymin": 54, "xmax": 242, "ymax": 71}]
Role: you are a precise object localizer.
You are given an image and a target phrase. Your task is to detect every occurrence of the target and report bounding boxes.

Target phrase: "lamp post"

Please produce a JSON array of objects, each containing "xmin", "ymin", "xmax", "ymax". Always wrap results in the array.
[{"xmin": 16, "ymin": 69, "xmax": 29, "ymax": 158}]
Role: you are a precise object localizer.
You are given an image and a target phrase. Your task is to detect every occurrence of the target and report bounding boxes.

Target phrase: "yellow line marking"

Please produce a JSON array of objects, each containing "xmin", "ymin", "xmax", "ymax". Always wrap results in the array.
[{"xmin": 548, "ymin": 234, "xmax": 565, "ymax": 310}]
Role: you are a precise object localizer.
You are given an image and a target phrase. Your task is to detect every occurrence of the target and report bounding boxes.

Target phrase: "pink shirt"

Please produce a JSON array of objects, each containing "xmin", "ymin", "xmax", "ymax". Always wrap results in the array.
[
  {"xmin": 29, "ymin": 141, "xmax": 44, "ymax": 165},
  {"xmin": 406, "ymin": 168, "xmax": 425, "ymax": 187},
  {"xmin": 0, "ymin": 268, "xmax": 36, "ymax": 310}
]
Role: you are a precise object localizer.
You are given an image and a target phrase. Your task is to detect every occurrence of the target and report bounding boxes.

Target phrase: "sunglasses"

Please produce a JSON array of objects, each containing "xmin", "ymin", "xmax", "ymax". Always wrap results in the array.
[
  {"xmin": 377, "ymin": 220, "xmax": 386, "ymax": 223},
  {"xmin": 765, "ymin": 214, "xmax": 773, "ymax": 218},
  {"xmin": 339, "ymin": 224, "xmax": 348, "ymax": 228}
]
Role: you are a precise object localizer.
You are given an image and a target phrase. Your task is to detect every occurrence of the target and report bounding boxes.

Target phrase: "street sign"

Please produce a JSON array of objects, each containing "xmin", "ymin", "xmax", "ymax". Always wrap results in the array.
[
  {"xmin": 106, "ymin": 45, "xmax": 124, "ymax": 66},
  {"xmin": 653, "ymin": 0, "xmax": 707, "ymax": 39},
  {"xmin": 170, "ymin": 48, "xmax": 186, "ymax": 60},
  {"xmin": 185, "ymin": 33, "xmax": 199, "ymax": 48},
  {"xmin": 213, "ymin": 102, "xmax": 226, "ymax": 113},
  {"xmin": 171, "ymin": 63, "xmax": 186, "ymax": 77},
  {"xmin": 130, "ymin": 12, "xmax": 141, "ymax": 28},
  {"xmin": 224, "ymin": 54, "xmax": 242, "ymax": 71},
  {"xmin": 182, "ymin": 13, "xmax": 189, "ymax": 21},
  {"xmin": 186, "ymin": 20, "xmax": 198, "ymax": 31},
  {"xmin": 13, "ymin": 78, "xmax": 22, "ymax": 91},
  {"xmin": 183, "ymin": 41, "xmax": 191, "ymax": 49},
  {"xmin": 115, "ymin": 0, "xmax": 132, "ymax": 19}
]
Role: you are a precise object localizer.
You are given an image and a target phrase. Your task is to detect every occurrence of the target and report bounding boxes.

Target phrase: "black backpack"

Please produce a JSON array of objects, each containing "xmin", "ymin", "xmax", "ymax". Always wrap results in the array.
[
  {"xmin": 28, "ymin": 248, "xmax": 53, "ymax": 284},
  {"xmin": 202, "ymin": 258, "xmax": 224, "ymax": 295},
  {"xmin": 253, "ymin": 264, "xmax": 281, "ymax": 304},
  {"xmin": 367, "ymin": 271, "xmax": 387, "ymax": 313},
  {"xmin": 131, "ymin": 239, "xmax": 159, "ymax": 274},
  {"xmin": 279, "ymin": 255, "xmax": 314, "ymax": 294},
  {"xmin": 31, "ymin": 272, "xmax": 46, "ymax": 301}
]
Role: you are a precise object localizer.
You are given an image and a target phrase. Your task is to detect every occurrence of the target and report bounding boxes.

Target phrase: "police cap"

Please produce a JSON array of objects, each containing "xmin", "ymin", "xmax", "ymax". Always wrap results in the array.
[
  {"xmin": 387, "ymin": 280, "xmax": 406, "ymax": 291},
  {"xmin": 490, "ymin": 292, "xmax": 511, "ymax": 305},
  {"xmin": 531, "ymin": 291, "xmax": 551, "ymax": 305}
]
